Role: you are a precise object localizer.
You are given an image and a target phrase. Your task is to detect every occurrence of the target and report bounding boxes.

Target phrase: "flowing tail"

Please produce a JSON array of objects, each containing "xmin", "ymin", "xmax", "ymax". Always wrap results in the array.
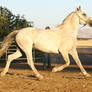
[{"xmin": 0, "ymin": 30, "xmax": 18, "ymax": 57}]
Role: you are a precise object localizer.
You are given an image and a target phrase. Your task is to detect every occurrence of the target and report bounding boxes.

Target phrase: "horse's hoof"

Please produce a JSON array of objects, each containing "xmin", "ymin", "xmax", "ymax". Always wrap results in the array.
[
  {"xmin": 0, "ymin": 72, "xmax": 5, "ymax": 77},
  {"xmin": 38, "ymin": 76, "xmax": 43, "ymax": 80},
  {"xmin": 52, "ymin": 68, "xmax": 57, "ymax": 72},
  {"xmin": 37, "ymin": 75, "xmax": 43, "ymax": 80},
  {"xmin": 85, "ymin": 73, "xmax": 91, "ymax": 77}
]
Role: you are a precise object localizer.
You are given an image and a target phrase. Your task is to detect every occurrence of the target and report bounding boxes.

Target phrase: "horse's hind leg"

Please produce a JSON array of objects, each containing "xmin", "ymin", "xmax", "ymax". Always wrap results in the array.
[
  {"xmin": 0, "ymin": 49, "xmax": 22, "ymax": 77},
  {"xmin": 16, "ymin": 39, "xmax": 43, "ymax": 80},
  {"xmin": 25, "ymin": 50, "xmax": 43, "ymax": 80},
  {"xmin": 52, "ymin": 51, "xmax": 70, "ymax": 72},
  {"xmin": 70, "ymin": 48, "xmax": 90, "ymax": 77}
]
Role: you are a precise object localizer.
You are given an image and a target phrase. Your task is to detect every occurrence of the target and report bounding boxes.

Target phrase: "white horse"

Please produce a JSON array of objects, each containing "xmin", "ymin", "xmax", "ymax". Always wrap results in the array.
[{"xmin": 0, "ymin": 6, "xmax": 92, "ymax": 80}]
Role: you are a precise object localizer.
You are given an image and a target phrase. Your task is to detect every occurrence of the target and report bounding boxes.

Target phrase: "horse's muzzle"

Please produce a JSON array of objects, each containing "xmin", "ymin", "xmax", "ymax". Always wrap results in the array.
[{"xmin": 87, "ymin": 19, "xmax": 92, "ymax": 27}]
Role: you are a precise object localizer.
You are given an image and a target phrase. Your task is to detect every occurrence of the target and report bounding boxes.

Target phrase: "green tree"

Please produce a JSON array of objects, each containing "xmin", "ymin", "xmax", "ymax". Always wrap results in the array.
[
  {"xmin": 0, "ymin": 6, "xmax": 33, "ymax": 40},
  {"xmin": 0, "ymin": 7, "xmax": 12, "ymax": 38},
  {"xmin": 13, "ymin": 15, "xmax": 33, "ymax": 30}
]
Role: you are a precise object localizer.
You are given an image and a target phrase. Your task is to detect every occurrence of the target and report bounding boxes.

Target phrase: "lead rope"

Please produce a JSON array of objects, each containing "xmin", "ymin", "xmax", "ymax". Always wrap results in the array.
[{"xmin": 79, "ymin": 24, "xmax": 86, "ymax": 30}]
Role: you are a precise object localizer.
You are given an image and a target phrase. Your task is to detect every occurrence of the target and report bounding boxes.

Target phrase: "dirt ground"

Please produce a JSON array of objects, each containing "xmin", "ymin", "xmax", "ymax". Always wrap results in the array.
[{"xmin": 0, "ymin": 62, "xmax": 92, "ymax": 92}]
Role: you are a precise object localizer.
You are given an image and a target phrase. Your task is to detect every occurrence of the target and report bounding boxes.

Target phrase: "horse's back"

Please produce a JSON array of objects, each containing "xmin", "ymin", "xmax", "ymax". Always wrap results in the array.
[{"xmin": 16, "ymin": 27, "xmax": 38, "ymax": 41}]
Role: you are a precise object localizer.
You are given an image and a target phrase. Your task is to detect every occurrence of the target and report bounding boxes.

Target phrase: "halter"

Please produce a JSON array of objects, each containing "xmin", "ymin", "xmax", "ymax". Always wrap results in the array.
[
  {"xmin": 75, "ymin": 12, "xmax": 87, "ymax": 28},
  {"xmin": 75, "ymin": 12, "xmax": 86, "ymax": 30}
]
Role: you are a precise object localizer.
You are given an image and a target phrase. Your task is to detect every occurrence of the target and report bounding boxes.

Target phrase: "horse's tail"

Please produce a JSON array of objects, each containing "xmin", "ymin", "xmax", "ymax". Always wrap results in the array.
[{"xmin": 0, "ymin": 30, "xmax": 18, "ymax": 57}]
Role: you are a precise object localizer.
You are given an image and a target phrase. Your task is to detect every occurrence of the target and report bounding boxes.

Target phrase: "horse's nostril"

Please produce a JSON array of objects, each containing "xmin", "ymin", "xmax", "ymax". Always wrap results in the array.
[{"xmin": 88, "ymin": 20, "xmax": 92, "ymax": 27}]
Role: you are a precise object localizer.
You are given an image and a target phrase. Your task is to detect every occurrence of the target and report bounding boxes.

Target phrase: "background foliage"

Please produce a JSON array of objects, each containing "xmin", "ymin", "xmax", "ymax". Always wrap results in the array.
[{"xmin": 0, "ymin": 6, "xmax": 33, "ymax": 40}]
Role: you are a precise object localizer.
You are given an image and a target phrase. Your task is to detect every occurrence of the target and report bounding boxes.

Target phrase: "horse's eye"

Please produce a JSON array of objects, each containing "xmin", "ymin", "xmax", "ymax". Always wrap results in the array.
[{"xmin": 83, "ymin": 13, "xmax": 86, "ymax": 16}]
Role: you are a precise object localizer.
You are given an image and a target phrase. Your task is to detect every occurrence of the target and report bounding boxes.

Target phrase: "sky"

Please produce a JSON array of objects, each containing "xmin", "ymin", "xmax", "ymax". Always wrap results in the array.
[{"xmin": 0, "ymin": 0, "xmax": 92, "ymax": 29}]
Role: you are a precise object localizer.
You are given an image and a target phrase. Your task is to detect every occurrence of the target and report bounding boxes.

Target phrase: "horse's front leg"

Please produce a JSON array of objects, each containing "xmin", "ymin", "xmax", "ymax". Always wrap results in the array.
[
  {"xmin": 52, "ymin": 51, "xmax": 70, "ymax": 72},
  {"xmin": 70, "ymin": 48, "xmax": 91, "ymax": 77}
]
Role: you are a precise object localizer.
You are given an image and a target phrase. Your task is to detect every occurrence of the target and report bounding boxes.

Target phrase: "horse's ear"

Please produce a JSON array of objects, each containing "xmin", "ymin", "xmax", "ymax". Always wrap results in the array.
[{"xmin": 77, "ymin": 5, "xmax": 81, "ymax": 11}]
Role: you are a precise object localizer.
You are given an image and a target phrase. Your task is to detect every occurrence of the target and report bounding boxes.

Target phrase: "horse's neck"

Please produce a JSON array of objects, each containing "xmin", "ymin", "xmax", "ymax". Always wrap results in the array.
[{"xmin": 55, "ymin": 12, "xmax": 79, "ymax": 38}]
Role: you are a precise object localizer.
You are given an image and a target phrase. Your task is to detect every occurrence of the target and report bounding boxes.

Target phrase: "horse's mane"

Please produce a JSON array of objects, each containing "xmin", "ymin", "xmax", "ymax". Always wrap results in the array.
[{"xmin": 56, "ymin": 12, "xmax": 75, "ymax": 28}]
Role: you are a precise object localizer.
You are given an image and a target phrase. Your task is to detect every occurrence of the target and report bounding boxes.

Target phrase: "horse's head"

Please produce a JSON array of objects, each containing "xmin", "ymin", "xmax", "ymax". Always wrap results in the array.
[{"xmin": 76, "ymin": 5, "xmax": 92, "ymax": 27}]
